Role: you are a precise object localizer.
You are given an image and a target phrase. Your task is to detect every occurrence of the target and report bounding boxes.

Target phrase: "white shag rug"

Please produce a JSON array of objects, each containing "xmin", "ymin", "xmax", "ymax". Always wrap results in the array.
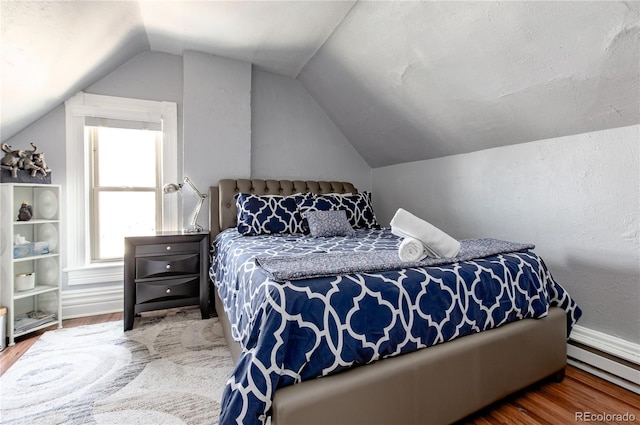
[{"xmin": 0, "ymin": 308, "xmax": 234, "ymax": 425}]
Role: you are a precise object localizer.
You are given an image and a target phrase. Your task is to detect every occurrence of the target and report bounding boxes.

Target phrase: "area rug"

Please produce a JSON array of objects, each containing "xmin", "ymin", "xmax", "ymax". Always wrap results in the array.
[{"xmin": 0, "ymin": 308, "xmax": 234, "ymax": 425}]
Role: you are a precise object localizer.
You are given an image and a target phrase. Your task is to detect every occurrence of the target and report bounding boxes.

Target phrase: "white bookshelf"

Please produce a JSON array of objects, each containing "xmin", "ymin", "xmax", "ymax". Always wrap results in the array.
[{"xmin": 1, "ymin": 183, "xmax": 62, "ymax": 346}]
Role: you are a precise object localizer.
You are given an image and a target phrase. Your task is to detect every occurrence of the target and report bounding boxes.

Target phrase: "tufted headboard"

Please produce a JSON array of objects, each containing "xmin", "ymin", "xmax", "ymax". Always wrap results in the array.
[{"xmin": 209, "ymin": 178, "xmax": 357, "ymax": 239}]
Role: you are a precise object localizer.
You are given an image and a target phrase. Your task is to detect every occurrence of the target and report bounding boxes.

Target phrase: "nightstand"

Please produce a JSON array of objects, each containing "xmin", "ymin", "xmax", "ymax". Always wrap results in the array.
[{"xmin": 124, "ymin": 232, "xmax": 210, "ymax": 331}]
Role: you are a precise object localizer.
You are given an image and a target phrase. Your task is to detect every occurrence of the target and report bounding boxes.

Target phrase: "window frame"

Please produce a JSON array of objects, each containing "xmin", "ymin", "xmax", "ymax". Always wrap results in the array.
[
  {"xmin": 65, "ymin": 92, "xmax": 179, "ymax": 286},
  {"xmin": 87, "ymin": 126, "xmax": 163, "ymax": 262}
]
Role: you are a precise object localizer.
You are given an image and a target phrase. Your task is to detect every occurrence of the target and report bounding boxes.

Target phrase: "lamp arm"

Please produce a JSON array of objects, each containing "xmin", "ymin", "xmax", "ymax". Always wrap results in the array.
[
  {"xmin": 182, "ymin": 177, "xmax": 207, "ymax": 232},
  {"xmin": 183, "ymin": 177, "xmax": 207, "ymax": 200},
  {"xmin": 189, "ymin": 197, "xmax": 205, "ymax": 232}
]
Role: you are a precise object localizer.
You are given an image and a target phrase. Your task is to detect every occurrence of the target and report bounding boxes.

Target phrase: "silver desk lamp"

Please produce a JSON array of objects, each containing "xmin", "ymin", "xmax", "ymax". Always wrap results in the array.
[{"xmin": 163, "ymin": 177, "xmax": 207, "ymax": 233}]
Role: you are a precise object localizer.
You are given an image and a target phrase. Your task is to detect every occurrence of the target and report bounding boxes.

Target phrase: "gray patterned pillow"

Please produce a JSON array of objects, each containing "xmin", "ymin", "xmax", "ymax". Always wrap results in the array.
[{"xmin": 304, "ymin": 210, "xmax": 356, "ymax": 238}]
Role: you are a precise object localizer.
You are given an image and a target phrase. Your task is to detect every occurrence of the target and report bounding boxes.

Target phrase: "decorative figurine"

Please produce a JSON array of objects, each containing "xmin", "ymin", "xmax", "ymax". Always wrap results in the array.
[
  {"xmin": 1, "ymin": 143, "xmax": 22, "ymax": 178},
  {"xmin": 18, "ymin": 201, "xmax": 33, "ymax": 221},
  {"xmin": 18, "ymin": 143, "xmax": 50, "ymax": 177},
  {"xmin": 1, "ymin": 142, "xmax": 51, "ymax": 179},
  {"xmin": 32, "ymin": 151, "xmax": 51, "ymax": 176}
]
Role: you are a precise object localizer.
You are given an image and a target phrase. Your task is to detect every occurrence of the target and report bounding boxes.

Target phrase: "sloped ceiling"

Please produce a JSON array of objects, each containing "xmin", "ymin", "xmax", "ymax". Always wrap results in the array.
[
  {"xmin": 299, "ymin": 1, "xmax": 640, "ymax": 166},
  {"xmin": 2, "ymin": 1, "xmax": 638, "ymax": 167},
  {"xmin": 1, "ymin": 1, "xmax": 149, "ymax": 141}
]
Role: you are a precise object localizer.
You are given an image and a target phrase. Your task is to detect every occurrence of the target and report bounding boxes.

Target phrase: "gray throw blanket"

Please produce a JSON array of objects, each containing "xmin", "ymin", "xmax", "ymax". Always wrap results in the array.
[{"xmin": 256, "ymin": 238, "xmax": 535, "ymax": 282}]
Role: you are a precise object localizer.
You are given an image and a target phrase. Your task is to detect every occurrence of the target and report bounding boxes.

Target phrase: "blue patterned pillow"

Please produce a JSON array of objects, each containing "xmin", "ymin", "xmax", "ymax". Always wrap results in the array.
[
  {"xmin": 297, "ymin": 192, "xmax": 380, "ymax": 230},
  {"xmin": 304, "ymin": 210, "xmax": 356, "ymax": 238},
  {"xmin": 235, "ymin": 193, "xmax": 307, "ymax": 235}
]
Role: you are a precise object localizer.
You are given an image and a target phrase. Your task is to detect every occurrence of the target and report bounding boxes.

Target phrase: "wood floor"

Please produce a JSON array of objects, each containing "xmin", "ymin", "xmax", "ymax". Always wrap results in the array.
[{"xmin": 2, "ymin": 313, "xmax": 639, "ymax": 424}]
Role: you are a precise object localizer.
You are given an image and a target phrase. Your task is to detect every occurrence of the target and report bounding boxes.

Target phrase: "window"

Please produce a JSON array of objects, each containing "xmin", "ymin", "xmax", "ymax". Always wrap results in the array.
[
  {"xmin": 87, "ymin": 126, "xmax": 162, "ymax": 261},
  {"xmin": 65, "ymin": 93, "xmax": 179, "ymax": 285}
]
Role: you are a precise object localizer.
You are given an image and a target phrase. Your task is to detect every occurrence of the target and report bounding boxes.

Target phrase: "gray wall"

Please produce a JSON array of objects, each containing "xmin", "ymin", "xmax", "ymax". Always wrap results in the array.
[
  {"xmin": 182, "ymin": 50, "xmax": 252, "ymax": 230},
  {"xmin": 372, "ymin": 125, "xmax": 640, "ymax": 344},
  {"xmin": 88, "ymin": 51, "xmax": 184, "ymax": 166},
  {"xmin": 252, "ymin": 70, "xmax": 371, "ymax": 192}
]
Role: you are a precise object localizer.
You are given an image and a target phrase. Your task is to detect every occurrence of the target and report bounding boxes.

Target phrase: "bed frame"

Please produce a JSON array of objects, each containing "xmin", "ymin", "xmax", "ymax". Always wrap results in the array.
[{"xmin": 209, "ymin": 178, "xmax": 567, "ymax": 425}]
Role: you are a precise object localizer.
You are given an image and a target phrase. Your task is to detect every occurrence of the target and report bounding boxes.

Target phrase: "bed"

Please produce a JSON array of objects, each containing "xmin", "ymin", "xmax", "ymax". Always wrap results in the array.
[{"xmin": 208, "ymin": 178, "xmax": 582, "ymax": 425}]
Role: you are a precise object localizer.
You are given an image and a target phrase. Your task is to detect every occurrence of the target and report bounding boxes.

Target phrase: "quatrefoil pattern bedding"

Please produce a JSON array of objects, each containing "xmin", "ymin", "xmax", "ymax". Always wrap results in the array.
[
  {"xmin": 210, "ymin": 228, "xmax": 582, "ymax": 425},
  {"xmin": 235, "ymin": 193, "xmax": 308, "ymax": 235},
  {"xmin": 297, "ymin": 192, "xmax": 379, "ymax": 230},
  {"xmin": 235, "ymin": 192, "xmax": 379, "ymax": 236}
]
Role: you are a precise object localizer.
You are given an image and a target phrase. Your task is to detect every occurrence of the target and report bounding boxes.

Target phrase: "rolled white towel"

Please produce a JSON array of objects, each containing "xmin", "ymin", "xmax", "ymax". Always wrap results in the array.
[
  {"xmin": 390, "ymin": 208, "xmax": 461, "ymax": 258},
  {"xmin": 398, "ymin": 237, "xmax": 427, "ymax": 262}
]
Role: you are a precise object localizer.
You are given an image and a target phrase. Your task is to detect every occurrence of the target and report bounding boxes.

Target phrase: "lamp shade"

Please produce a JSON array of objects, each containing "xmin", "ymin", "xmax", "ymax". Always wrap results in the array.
[{"xmin": 162, "ymin": 183, "xmax": 182, "ymax": 193}]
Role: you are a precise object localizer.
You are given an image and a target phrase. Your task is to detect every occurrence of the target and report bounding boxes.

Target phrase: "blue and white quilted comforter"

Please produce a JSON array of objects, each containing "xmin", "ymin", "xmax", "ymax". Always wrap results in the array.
[{"xmin": 210, "ymin": 228, "xmax": 582, "ymax": 425}]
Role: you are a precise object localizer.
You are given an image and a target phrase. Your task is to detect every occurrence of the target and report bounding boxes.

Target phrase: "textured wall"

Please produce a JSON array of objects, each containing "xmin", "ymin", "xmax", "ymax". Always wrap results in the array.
[
  {"xmin": 87, "ymin": 50, "xmax": 184, "ymax": 167},
  {"xmin": 183, "ymin": 50, "xmax": 252, "ymax": 230},
  {"xmin": 372, "ymin": 125, "xmax": 640, "ymax": 344},
  {"xmin": 300, "ymin": 1, "xmax": 640, "ymax": 167},
  {"xmin": 251, "ymin": 70, "xmax": 371, "ymax": 191}
]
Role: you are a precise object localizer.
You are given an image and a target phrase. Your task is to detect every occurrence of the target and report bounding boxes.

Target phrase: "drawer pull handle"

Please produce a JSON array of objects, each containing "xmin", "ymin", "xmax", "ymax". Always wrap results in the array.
[
  {"xmin": 166, "ymin": 246, "xmax": 171, "ymax": 251},
  {"xmin": 165, "ymin": 264, "xmax": 171, "ymax": 269},
  {"xmin": 166, "ymin": 288, "xmax": 171, "ymax": 294}
]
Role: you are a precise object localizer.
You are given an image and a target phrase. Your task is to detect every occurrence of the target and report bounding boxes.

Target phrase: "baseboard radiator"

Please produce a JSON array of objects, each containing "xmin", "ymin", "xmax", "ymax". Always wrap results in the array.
[{"xmin": 568, "ymin": 325, "xmax": 640, "ymax": 394}]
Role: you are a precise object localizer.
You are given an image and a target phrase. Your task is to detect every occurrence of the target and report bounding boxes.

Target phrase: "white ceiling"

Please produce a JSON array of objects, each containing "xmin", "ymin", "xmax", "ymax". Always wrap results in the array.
[
  {"xmin": 140, "ymin": 1, "xmax": 356, "ymax": 77},
  {"xmin": 1, "ymin": 1, "xmax": 149, "ymax": 141},
  {"xmin": 2, "ymin": 1, "xmax": 638, "ymax": 166}
]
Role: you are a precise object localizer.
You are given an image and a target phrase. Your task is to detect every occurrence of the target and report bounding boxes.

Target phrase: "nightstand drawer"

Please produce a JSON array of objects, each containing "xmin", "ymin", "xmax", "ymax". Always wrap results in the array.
[
  {"xmin": 136, "ymin": 253, "xmax": 199, "ymax": 278},
  {"xmin": 136, "ymin": 242, "xmax": 200, "ymax": 256},
  {"xmin": 136, "ymin": 277, "xmax": 199, "ymax": 304}
]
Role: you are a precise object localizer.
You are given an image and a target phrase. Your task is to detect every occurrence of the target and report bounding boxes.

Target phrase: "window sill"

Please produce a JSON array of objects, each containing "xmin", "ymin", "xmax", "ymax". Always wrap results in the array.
[{"xmin": 65, "ymin": 262, "xmax": 124, "ymax": 286}]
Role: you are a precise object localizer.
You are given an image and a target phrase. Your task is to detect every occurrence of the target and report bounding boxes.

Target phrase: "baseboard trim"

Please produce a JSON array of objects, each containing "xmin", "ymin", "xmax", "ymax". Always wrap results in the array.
[
  {"xmin": 61, "ymin": 285, "xmax": 123, "ymax": 319},
  {"xmin": 568, "ymin": 325, "xmax": 640, "ymax": 394}
]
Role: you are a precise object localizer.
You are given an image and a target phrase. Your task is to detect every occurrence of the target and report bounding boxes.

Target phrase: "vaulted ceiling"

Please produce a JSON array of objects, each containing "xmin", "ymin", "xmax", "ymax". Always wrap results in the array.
[{"xmin": 2, "ymin": 1, "xmax": 638, "ymax": 167}]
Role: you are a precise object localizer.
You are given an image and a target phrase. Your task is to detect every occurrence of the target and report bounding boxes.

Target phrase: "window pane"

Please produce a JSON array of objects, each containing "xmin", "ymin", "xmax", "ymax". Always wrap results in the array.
[
  {"xmin": 96, "ymin": 191, "xmax": 156, "ymax": 259},
  {"xmin": 95, "ymin": 127, "xmax": 158, "ymax": 187}
]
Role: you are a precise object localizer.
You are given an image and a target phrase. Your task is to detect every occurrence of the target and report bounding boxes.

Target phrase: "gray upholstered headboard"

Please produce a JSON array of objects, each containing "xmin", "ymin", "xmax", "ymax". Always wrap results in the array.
[{"xmin": 209, "ymin": 178, "xmax": 357, "ymax": 239}]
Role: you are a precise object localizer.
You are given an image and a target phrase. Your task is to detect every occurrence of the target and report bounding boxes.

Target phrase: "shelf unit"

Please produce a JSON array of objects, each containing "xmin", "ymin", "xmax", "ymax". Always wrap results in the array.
[{"xmin": 1, "ymin": 183, "xmax": 62, "ymax": 346}]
